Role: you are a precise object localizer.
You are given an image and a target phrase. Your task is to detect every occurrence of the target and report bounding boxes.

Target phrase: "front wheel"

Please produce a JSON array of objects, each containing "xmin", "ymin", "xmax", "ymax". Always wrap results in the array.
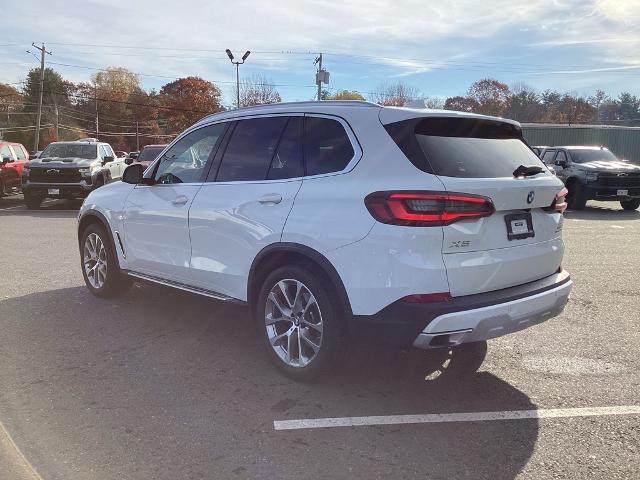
[
  {"xmin": 24, "ymin": 191, "xmax": 42, "ymax": 209},
  {"xmin": 620, "ymin": 199, "xmax": 640, "ymax": 211},
  {"xmin": 566, "ymin": 182, "xmax": 587, "ymax": 210},
  {"xmin": 80, "ymin": 223, "xmax": 132, "ymax": 298},
  {"xmin": 257, "ymin": 266, "xmax": 347, "ymax": 381}
]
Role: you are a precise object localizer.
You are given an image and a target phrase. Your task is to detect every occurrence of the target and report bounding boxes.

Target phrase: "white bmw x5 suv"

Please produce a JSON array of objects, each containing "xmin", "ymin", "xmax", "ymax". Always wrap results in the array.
[{"xmin": 78, "ymin": 101, "xmax": 572, "ymax": 380}]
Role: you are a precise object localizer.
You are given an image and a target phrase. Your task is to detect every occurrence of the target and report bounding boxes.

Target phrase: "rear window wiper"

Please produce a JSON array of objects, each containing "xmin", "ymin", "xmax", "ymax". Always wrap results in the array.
[{"xmin": 513, "ymin": 165, "xmax": 545, "ymax": 178}]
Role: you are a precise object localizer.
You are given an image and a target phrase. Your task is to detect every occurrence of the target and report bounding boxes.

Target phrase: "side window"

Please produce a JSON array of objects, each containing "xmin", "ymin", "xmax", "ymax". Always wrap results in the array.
[
  {"xmin": 153, "ymin": 123, "xmax": 225, "ymax": 184},
  {"xmin": 555, "ymin": 151, "xmax": 567, "ymax": 165},
  {"xmin": 216, "ymin": 116, "xmax": 288, "ymax": 182},
  {"xmin": 102, "ymin": 145, "xmax": 114, "ymax": 157},
  {"xmin": 12, "ymin": 145, "xmax": 26, "ymax": 160},
  {"xmin": 541, "ymin": 150, "xmax": 556, "ymax": 165},
  {"xmin": 267, "ymin": 117, "xmax": 303, "ymax": 180},
  {"xmin": 304, "ymin": 117, "xmax": 355, "ymax": 176},
  {"xmin": 98, "ymin": 145, "xmax": 107, "ymax": 160},
  {"xmin": 0, "ymin": 145, "xmax": 13, "ymax": 160}
]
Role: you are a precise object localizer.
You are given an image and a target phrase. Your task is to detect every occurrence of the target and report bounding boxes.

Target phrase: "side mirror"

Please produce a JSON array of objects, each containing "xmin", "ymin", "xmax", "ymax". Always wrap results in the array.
[
  {"xmin": 102, "ymin": 155, "xmax": 114, "ymax": 165},
  {"xmin": 125, "ymin": 157, "xmax": 133, "ymax": 165},
  {"xmin": 556, "ymin": 160, "xmax": 567, "ymax": 168},
  {"xmin": 122, "ymin": 163, "xmax": 150, "ymax": 184},
  {"xmin": 1, "ymin": 156, "xmax": 11, "ymax": 164}
]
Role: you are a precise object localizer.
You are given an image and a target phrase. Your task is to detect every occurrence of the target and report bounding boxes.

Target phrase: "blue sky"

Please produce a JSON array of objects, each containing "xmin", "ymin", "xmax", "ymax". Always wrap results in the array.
[{"xmin": 1, "ymin": 0, "xmax": 639, "ymax": 106}]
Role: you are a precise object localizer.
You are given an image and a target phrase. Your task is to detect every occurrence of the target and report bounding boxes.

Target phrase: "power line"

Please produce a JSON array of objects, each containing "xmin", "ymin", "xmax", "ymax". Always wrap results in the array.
[{"xmin": 31, "ymin": 41, "xmax": 640, "ymax": 72}]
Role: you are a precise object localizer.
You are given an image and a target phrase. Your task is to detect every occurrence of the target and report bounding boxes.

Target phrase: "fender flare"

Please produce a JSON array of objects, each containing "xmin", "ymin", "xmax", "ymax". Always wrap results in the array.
[{"xmin": 248, "ymin": 242, "xmax": 353, "ymax": 316}]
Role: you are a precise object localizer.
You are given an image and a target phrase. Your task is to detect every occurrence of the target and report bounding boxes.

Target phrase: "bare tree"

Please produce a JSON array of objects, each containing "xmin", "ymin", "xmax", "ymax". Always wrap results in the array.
[
  {"xmin": 369, "ymin": 82, "xmax": 419, "ymax": 106},
  {"xmin": 239, "ymin": 74, "xmax": 282, "ymax": 107}
]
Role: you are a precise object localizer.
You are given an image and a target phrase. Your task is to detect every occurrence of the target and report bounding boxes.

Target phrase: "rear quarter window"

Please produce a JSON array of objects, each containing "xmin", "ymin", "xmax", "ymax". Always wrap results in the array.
[
  {"xmin": 385, "ymin": 117, "xmax": 547, "ymax": 178},
  {"xmin": 11, "ymin": 145, "xmax": 26, "ymax": 160},
  {"xmin": 304, "ymin": 117, "xmax": 355, "ymax": 176}
]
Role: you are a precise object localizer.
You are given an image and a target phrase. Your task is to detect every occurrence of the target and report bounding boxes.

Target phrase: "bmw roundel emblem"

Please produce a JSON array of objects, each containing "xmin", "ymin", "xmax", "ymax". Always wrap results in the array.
[{"xmin": 527, "ymin": 191, "xmax": 535, "ymax": 204}]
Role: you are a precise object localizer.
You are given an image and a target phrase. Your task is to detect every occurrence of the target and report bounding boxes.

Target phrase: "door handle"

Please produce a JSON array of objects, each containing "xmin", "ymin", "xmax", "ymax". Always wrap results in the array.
[
  {"xmin": 171, "ymin": 195, "xmax": 189, "ymax": 206},
  {"xmin": 258, "ymin": 193, "xmax": 283, "ymax": 204}
]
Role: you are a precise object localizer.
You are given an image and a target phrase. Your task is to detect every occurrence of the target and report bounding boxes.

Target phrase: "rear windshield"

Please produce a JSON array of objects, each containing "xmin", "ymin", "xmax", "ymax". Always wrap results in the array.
[
  {"xmin": 41, "ymin": 143, "xmax": 97, "ymax": 160},
  {"xmin": 569, "ymin": 148, "xmax": 617, "ymax": 163},
  {"xmin": 385, "ymin": 117, "xmax": 547, "ymax": 178},
  {"xmin": 138, "ymin": 146, "xmax": 165, "ymax": 162}
]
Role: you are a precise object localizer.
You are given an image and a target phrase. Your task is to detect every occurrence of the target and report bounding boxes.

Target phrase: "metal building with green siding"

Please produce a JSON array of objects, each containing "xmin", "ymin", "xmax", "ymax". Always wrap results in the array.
[{"xmin": 521, "ymin": 124, "xmax": 640, "ymax": 163}]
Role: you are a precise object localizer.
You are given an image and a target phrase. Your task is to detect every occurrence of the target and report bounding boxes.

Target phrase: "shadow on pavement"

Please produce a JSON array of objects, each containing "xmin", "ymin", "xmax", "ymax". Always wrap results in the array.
[
  {"xmin": 0, "ymin": 193, "xmax": 82, "ymax": 212},
  {"xmin": 0, "ymin": 285, "xmax": 539, "ymax": 480},
  {"xmin": 565, "ymin": 203, "xmax": 640, "ymax": 221}
]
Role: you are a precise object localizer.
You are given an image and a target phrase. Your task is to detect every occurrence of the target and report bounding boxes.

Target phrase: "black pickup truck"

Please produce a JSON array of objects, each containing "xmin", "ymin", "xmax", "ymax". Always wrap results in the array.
[{"xmin": 540, "ymin": 146, "xmax": 640, "ymax": 210}]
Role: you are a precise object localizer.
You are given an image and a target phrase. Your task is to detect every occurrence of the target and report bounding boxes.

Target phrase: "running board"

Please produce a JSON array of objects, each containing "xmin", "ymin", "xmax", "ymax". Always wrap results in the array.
[{"xmin": 124, "ymin": 271, "xmax": 244, "ymax": 304}]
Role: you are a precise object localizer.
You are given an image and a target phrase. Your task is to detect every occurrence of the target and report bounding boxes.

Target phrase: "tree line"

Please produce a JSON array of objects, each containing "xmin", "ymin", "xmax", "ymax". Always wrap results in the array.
[
  {"xmin": 0, "ymin": 67, "xmax": 280, "ymax": 151},
  {"xmin": 1, "ymin": 67, "xmax": 639, "ymax": 152}
]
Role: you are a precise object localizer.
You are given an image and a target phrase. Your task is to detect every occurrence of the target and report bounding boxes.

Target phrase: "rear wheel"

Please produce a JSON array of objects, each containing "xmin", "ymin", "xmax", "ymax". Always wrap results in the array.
[
  {"xmin": 257, "ymin": 265, "xmax": 347, "ymax": 381},
  {"xmin": 620, "ymin": 199, "xmax": 640, "ymax": 211},
  {"xmin": 566, "ymin": 181, "xmax": 587, "ymax": 210},
  {"xmin": 80, "ymin": 223, "xmax": 132, "ymax": 298},
  {"xmin": 24, "ymin": 191, "xmax": 43, "ymax": 209}
]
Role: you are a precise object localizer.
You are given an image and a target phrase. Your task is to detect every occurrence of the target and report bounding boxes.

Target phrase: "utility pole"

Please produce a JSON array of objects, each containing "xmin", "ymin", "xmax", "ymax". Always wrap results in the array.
[
  {"xmin": 54, "ymin": 104, "xmax": 59, "ymax": 140},
  {"xmin": 94, "ymin": 84, "xmax": 99, "ymax": 140},
  {"xmin": 135, "ymin": 121, "xmax": 140, "ymax": 151},
  {"xmin": 225, "ymin": 49, "xmax": 251, "ymax": 109},
  {"xmin": 314, "ymin": 54, "xmax": 329, "ymax": 101},
  {"xmin": 32, "ymin": 42, "xmax": 51, "ymax": 152},
  {"xmin": 315, "ymin": 53, "xmax": 322, "ymax": 101}
]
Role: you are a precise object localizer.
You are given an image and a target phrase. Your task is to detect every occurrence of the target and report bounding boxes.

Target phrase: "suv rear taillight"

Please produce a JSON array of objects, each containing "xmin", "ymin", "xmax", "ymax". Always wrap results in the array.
[
  {"xmin": 365, "ymin": 191, "xmax": 494, "ymax": 227},
  {"xmin": 544, "ymin": 187, "xmax": 568, "ymax": 214}
]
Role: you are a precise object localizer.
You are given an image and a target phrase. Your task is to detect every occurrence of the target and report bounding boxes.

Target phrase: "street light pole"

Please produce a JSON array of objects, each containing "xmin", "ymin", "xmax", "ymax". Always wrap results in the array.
[
  {"xmin": 235, "ymin": 62, "xmax": 240, "ymax": 108},
  {"xmin": 226, "ymin": 49, "xmax": 251, "ymax": 109}
]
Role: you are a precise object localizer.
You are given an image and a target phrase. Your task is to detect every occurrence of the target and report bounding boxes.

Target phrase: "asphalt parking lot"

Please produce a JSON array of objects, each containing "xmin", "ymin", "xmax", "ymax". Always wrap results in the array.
[{"xmin": 0, "ymin": 193, "xmax": 639, "ymax": 480}]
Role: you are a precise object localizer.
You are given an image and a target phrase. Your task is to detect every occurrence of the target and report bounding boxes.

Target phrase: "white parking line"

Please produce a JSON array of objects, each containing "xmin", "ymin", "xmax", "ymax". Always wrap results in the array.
[{"xmin": 273, "ymin": 405, "xmax": 640, "ymax": 431}]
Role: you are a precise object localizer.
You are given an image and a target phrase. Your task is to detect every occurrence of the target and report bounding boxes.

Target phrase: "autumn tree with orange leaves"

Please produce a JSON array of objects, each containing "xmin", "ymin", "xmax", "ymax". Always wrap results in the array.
[{"xmin": 159, "ymin": 77, "xmax": 223, "ymax": 133}]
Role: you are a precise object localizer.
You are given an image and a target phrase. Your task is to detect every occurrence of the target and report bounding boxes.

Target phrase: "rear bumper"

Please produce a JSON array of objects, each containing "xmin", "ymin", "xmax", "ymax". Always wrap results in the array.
[{"xmin": 350, "ymin": 270, "xmax": 571, "ymax": 349}]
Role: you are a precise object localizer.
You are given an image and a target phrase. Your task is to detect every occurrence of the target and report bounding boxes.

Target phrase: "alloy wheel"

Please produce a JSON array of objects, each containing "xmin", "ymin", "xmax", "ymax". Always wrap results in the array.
[
  {"xmin": 265, "ymin": 279, "xmax": 323, "ymax": 368},
  {"xmin": 83, "ymin": 233, "xmax": 107, "ymax": 289}
]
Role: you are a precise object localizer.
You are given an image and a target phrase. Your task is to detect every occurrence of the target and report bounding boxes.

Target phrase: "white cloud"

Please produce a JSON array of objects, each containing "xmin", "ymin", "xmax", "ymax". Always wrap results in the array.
[{"xmin": 1, "ymin": 0, "xmax": 639, "ymax": 99}]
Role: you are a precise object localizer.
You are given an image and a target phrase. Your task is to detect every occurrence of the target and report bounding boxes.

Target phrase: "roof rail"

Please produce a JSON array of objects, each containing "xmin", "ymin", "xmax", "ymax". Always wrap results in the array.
[{"xmin": 198, "ymin": 100, "xmax": 380, "ymax": 123}]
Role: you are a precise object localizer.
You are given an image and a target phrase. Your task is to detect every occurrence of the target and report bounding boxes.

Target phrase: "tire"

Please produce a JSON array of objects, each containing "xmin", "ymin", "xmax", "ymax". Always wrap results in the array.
[
  {"xmin": 620, "ymin": 199, "xmax": 640, "ymax": 211},
  {"xmin": 432, "ymin": 341, "xmax": 488, "ymax": 379},
  {"xmin": 80, "ymin": 223, "xmax": 132, "ymax": 298},
  {"xmin": 566, "ymin": 181, "xmax": 587, "ymax": 210},
  {"xmin": 93, "ymin": 176, "xmax": 105, "ymax": 189},
  {"xmin": 256, "ymin": 265, "xmax": 347, "ymax": 381},
  {"xmin": 24, "ymin": 191, "xmax": 43, "ymax": 209}
]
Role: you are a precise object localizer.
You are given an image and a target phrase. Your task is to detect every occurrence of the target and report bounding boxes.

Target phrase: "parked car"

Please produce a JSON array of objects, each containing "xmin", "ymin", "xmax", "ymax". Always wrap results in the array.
[
  {"xmin": 531, "ymin": 146, "xmax": 549, "ymax": 158},
  {"xmin": 77, "ymin": 101, "xmax": 571, "ymax": 381},
  {"xmin": 22, "ymin": 139, "xmax": 125, "ymax": 209},
  {"xmin": 126, "ymin": 144, "xmax": 167, "ymax": 168},
  {"xmin": 127, "ymin": 151, "xmax": 139, "ymax": 162},
  {"xmin": 540, "ymin": 146, "xmax": 640, "ymax": 210},
  {"xmin": 0, "ymin": 141, "xmax": 29, "ymax": 196}
]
